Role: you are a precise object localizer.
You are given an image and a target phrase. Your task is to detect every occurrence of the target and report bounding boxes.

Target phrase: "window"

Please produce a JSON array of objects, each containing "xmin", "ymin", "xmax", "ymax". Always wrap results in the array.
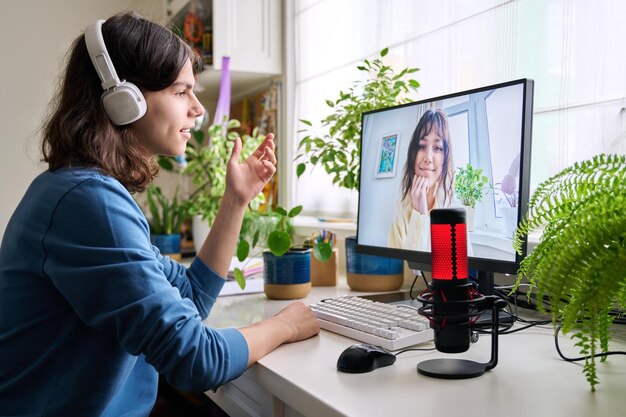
[{"xmin": 286, "ymin": 0, "xmax": 626, "ymax": 218}]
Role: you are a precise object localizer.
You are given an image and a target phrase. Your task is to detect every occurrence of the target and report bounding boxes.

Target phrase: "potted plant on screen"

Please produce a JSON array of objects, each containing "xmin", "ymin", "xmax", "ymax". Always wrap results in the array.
[
  {"xmin": 454, "ymin": 163, "xmax": 489, "ymax": 231},
  {"xmin": 295, "ymin": 47, "xmax": 420, "ymax": 291},
  {"xmin": 146, "ymin": 184, "xmax": 187, "ymax": 261},
  {"xmin": 512, "ymin": 153, "xmax": 626, "ymax": 392}
]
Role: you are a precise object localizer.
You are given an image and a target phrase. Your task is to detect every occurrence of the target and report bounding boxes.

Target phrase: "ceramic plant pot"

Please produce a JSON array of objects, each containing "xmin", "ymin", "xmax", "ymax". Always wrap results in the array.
[
  {"xmin": 150, "ymin": 233, "xmax": 182, "ymax": 261},
  {"xmin": 345, "ymin": 235, "xmax": 403, "ymax": 291},
  {"xmin": 263, "ymin": 248, "xmax": 311, "ymax": 299}
]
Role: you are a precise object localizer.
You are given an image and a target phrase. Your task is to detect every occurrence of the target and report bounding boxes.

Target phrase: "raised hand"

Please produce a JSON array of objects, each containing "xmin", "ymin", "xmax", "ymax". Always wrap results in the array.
[{"xmin": 225, "ymin": 133, "xmax": 277, "ymax": 205}]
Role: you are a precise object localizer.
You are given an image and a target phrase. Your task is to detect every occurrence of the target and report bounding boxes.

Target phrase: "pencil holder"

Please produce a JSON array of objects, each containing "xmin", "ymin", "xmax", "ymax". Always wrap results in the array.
[{"xmin": 310, "ymin": 247, "xmax": 338, "ymax": 286}]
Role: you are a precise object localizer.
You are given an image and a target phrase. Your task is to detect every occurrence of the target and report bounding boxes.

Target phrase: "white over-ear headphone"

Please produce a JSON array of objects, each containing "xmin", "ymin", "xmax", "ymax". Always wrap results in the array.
[{"xmin": 84, "ymin": 20, "xmax": 147, "ymax": 125}]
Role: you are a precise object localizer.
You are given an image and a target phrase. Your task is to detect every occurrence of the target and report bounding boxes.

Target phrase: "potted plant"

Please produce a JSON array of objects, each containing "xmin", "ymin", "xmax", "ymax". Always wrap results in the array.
[
  {"xmin": 158, "ymin": 119, "xmax": 266, "ymax": 253},
  {"xmin": 145, "ymin": 184, "xmax": 187, "ymax": 261},
  {"xmin": 454, "ymin": 163, "xmax": 489, "ymax": 230},
  {"xmin": 235, "ymin": 205, "xmax": 318, "ymax": 299},
  {"xmin": 295, "ymin": 47, "xmax": 420, "ymax": 291},
  {"xmin": 512, "ymin": 153, "xmax": 626, "ymax": 392}
]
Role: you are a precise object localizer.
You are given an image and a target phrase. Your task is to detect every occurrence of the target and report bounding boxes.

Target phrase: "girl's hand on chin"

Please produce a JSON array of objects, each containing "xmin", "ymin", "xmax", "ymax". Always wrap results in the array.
[{"xmin": 411, "ymin": 174, "xmax": 430, "ymax": 215}]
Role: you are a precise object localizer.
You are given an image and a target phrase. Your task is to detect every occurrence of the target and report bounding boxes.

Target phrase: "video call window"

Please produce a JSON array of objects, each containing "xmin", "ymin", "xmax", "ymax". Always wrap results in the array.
[{"xmin": 358, "ymin": 81, "xmax": 528, "ymax": 264}]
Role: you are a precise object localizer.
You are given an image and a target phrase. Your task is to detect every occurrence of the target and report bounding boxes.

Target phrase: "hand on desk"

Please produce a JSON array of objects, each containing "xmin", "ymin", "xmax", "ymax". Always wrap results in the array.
[
  {"xmin": 274, "ymin": 302, "xmax": 321, "ymax": 343},
  {"xmin": 239, "ymin": 302, "xmax": 320, "ymax": 367}
]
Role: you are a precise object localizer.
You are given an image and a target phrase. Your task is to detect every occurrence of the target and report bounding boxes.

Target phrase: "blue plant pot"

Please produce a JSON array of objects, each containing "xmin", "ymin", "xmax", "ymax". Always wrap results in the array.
[
  {"xmin": 345, "ymin": 235, "xmax": 404, "ymax": 291},
  {"xmin": 150, "ymin": 234, "xmax": 181, "ymax": 255},
  {"xmin": 263, "ymin": 249, "xmax": 311, "ymax": 299}
]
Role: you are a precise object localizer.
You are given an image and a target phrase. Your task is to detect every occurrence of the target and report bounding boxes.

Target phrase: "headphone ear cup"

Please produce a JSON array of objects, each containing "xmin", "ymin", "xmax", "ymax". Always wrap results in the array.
[{"xmin": 101, "ymin": 81, "xmax": 147, "ymax": 125}]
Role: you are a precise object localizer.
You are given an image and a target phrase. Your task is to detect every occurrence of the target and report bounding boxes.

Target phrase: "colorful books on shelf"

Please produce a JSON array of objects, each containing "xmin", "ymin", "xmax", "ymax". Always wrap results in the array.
[{"xmin": 220, "ymin": 256, "xmax": 264, "ymax": 297}]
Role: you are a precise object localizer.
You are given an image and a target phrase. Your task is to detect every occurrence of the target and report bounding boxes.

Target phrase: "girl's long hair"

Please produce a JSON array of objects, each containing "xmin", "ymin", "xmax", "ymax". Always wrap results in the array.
[{"xmin": 400, "ymin": 109, "xmax": 455, "ymax": 207}]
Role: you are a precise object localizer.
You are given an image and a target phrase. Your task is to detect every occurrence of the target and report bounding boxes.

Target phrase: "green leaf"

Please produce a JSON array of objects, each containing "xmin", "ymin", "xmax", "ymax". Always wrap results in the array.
[
  {"xmin": 233, "ymin": 268, "xmax": 246, "ymax": 289},
  {"xmin": 313, "ymin": 242, "xmax": 332, "ymax": 262},
  {"xmin": 300, "ymin": 119, "xmax": 312, "ymax": 126},
  {"xmin": 236, "ymin": 239, "xmax": 250, "ymax": 262},
  {"xmin": 192, "ymin": 130, "xmax": 204, "ymax": 144},
  {"xmin": 267, "ymin": 231, "xmax": 291, "ymax": 256},
  {"xmin": 380, "ymin": 47, "xmax": 389, "ymax": 57},
  {"xmin": 325, "ymin": 99, "xmax": 334, "ymax": 108},
  {"xmin": 276, "ymin": 206, "xmax": 288, "ymax": 216},
  {"xmin": 158, "ymin": 157, "xmax": 175, "ymax": 171},
  {"xmin": 296, "ymin": 163, "xmax": 306, "ymax": 177},
  {"xmin": 288, "ymin": 205, "xmax": 303, "ymax": 218}
]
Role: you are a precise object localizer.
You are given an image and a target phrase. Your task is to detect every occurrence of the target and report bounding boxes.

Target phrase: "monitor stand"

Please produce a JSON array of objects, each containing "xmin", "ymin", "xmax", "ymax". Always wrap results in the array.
[{"xmin": 474, "ymin": 271, "xmax": 514, "ymax": 326}]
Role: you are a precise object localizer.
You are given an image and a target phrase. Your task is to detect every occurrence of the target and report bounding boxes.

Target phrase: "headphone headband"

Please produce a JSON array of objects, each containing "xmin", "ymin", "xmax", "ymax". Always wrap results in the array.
[
  {"xmin": 84, "ymin": 20, "xmax": 122, "ymax": 91},
  {"xmin": 83, "ymin": 19, "xmax": 147, "ymax": 125}
]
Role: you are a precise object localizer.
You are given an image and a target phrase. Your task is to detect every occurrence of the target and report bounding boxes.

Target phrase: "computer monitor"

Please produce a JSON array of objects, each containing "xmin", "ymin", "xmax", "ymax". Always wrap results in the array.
[{"xmin": 356, "ymin": 78, "xmax": 534, "ymax": 296}]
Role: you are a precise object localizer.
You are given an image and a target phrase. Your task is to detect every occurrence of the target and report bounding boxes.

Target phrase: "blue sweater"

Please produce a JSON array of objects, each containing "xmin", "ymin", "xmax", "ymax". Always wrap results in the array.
[{"xmin": 0, "ymin": 168, "xmax": 249, "ymax": 416}]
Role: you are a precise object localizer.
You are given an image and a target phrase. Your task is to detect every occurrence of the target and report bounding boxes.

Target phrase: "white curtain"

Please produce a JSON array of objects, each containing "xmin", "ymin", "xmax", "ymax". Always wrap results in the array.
[{"xmin": 289, "ymin": 0, "xmax": 626, "ymax": 217}]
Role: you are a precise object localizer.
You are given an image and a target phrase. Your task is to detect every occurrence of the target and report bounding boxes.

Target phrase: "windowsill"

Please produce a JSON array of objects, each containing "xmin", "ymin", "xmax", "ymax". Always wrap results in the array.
[{"xmin": 293, "ymin": 215, "xmax": 356, "ymax": 240}]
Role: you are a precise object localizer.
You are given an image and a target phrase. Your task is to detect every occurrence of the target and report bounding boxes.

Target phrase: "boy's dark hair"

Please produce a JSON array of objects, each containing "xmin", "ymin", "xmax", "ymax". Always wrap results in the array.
[{"xmin": 41, "ymin": 12, "xmax": 202, "ymax": 192}]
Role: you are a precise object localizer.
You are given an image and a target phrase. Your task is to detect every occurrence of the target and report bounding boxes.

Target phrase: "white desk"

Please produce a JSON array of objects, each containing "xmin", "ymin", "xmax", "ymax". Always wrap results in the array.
[{"xmin": 203, "ymin": 282, "xmax": 626, "ymax": 417}]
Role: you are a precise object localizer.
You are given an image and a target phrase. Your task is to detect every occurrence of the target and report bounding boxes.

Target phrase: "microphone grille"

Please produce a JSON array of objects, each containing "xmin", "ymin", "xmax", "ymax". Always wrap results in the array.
[{"xmin": 430, "ymin": 208, "xmax": 468, "ymax": 281}]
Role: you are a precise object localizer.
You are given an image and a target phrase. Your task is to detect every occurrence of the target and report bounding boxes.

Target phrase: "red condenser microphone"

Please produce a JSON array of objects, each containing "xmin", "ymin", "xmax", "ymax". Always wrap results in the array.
[{"xmin": 429, "ymin": 207, "xmax": 471, "ymax": 353}]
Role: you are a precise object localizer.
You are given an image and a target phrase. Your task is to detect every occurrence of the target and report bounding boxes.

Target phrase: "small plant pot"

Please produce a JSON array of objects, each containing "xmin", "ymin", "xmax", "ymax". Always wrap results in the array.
[
  {"xmin": 191, "ymin": 215, "xmax": 210, "ymax": 254},
  {"xmin": 500, "ymin": 206, "xmax": 517, "ymax": 237},
  {"xmin": 345, "ymin": 236, "xmax": 403, "ymax": 291},
  {"xmin": 310, "ymin": 247, "xmax": 338, "ymax": 286},
  {"xmin": 150, "ymin": 233, "xmax": 182, "ymax": 261},
  {"xmin": 464, "ymin": 206, "xmax": 476, "ymax": 231},
  {"xmin": 263, "ymin": 248, "xmax": 311, "ymax": 299}
]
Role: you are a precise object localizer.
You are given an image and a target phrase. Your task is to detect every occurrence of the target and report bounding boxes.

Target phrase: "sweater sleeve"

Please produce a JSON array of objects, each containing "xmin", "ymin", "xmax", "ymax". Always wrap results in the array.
[
  {"xmin": 41, "ymin": 177, "xmax": 248, "ymax": 391},
  {"xmin": 156, "ymin": 251, "xmax": 225, "ymax": 319}
]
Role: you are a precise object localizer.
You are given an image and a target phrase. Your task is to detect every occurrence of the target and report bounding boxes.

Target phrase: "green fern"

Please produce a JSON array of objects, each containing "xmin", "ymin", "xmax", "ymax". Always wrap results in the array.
[{"xmin": 512, "ymin": 153, "xmax": 626, "ymax": 391}]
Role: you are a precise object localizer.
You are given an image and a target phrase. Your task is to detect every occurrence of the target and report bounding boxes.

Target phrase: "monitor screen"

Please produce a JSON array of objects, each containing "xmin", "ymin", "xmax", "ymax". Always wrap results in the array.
[{"xmin": 357, "ymin": 79, "xmax": 534, "ymax": 277}]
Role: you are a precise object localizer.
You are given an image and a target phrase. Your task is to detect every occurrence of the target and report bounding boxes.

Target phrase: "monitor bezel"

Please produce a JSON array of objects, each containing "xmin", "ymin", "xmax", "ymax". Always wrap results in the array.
[{"xmin": 356, "ymin": 78, "xmax": 534, "ymax": 275}]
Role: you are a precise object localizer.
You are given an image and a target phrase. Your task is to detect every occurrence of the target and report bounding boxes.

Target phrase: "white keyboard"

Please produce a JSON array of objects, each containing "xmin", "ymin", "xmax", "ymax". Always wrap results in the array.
[{"xmin": 310, "ymin": 296, "xmax": 434, "ymax": 351}]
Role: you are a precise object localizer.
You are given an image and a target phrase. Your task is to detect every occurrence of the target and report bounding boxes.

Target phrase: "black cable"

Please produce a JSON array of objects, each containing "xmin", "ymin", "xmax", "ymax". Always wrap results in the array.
[
  {"xmin": 408, "ymin": 273, "xmax": 419, "ymax": 300},
  {"xmin": 420, "ymin": 270, "xmax": 429, "ymax": 288},
  {"xmin": 498, "ymin": 320, "xmax": 551, "ymax": 334},
  {"xmin": 554, "ymin": 324, "xmax": 626, "ymax": 362}
]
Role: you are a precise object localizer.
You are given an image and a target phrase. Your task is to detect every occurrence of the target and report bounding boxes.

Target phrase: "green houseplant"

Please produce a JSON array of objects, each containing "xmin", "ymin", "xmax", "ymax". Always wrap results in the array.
[
  {"xmin": 454, "ymin": 163, "xmax": 489, "ymax": 209},
  {"xmin": 145, "ymin": 184, "xmax": 187, "ymax": 260},
  {"xmin": 295, "ymin": 47, "xmax": 420, "ymax": 292},
  {"xmin": 512, "ymin": 153, "xmax": 626, "ymax": 391},
  {"xmin": 296, "ymin": 47, "xmax": 419, "ymax": 189},
  {"xmin": 234, "ymin": 205, "xmax": 319, "ymax": 299},
  {"xmin": 170, "ymin": 120, "xmax": 266, "ymax": 225},
  {"xmin": 158, "ymin": 119, "xmax": 266, "ymax": 253},
  {"xmin": 455, "ymin": 163, "xmax": 489, "ymax": 231}
]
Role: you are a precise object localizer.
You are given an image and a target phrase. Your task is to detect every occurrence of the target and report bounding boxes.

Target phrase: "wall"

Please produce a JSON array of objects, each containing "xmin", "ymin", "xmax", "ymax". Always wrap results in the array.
[{"xmin": 0, "ymin": 0, "xmax": 163, "ymax": 239}]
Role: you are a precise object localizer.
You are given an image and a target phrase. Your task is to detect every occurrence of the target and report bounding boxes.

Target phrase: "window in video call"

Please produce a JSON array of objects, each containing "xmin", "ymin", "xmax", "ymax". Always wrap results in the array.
[{"xmin": 358, "ymin": 80, "xmax": 530, "ymax": 264}]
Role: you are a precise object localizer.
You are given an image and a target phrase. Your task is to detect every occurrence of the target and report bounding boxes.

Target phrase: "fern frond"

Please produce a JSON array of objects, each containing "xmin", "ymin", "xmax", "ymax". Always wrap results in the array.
[{"xmin": 513, "ymin": 153, "xmax": 626, "ymax": 391}]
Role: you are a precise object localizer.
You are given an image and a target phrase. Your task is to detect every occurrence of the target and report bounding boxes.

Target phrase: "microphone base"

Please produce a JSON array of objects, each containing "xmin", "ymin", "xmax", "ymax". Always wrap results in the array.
[{"xmin": 417, "ymin": 359, "xmax": 486, "ymax": 379}]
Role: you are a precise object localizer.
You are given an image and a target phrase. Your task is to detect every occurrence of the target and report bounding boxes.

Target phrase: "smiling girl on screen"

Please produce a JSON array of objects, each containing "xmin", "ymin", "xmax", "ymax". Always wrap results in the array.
[
  {"xmin": 0, "ymin": 12, "xmax": 319, "ymax": 416},
  {"xmin": 388, "ymin": 109, "xmax": 456, "ymax": 250}
]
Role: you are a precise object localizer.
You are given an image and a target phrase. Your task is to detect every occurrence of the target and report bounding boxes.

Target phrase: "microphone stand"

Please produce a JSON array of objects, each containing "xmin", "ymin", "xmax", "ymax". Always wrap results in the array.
[{"xmin": 417, "ymin": 295, "xmax": 507, "ymax": 379}]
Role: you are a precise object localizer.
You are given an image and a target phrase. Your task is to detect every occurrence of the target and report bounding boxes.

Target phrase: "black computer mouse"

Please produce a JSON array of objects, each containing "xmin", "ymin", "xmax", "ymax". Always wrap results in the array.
[{"xmin": 337, "ymin": 343, "xmax": 397, "ymax": 373}]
